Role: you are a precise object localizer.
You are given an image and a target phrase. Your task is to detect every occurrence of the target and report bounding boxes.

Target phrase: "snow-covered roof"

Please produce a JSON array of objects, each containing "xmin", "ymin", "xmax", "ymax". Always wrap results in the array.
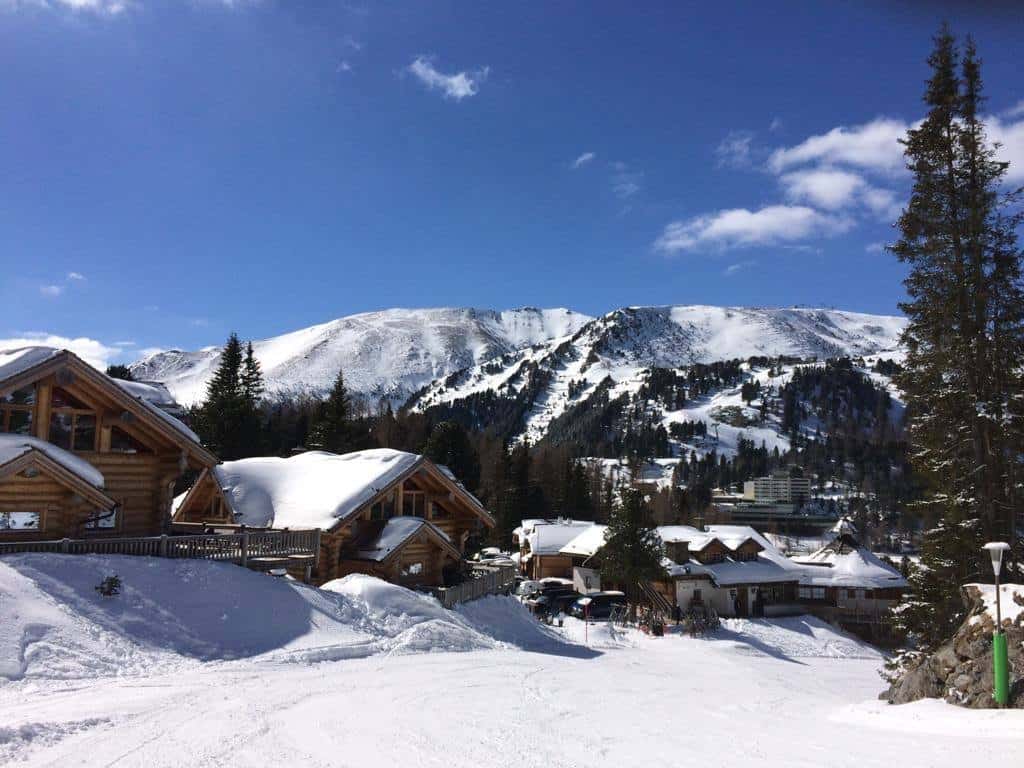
[
  {"xmin": 0, "ymin": 434, "xmax": 105, "ymax": 489},
  {"xmin": 355, "ymin": 516, "xmax": 453, "ymax": 562},
  {"xmin": 213, "ymin": 449, "xmax": 423, "ymax": 530},
  {"xmin": 0, "ymin": 347, "xmax": 63, "ymax": 385},
  {"xmin": 0, "ymin": 346, "xmax": 203, "ymax": 449},
  {"xmin": 796, "ymin": 536, "xmax": 908, "ymax": 589},
  {"xmin": 516, "ymin": 519, "xmax": 597, "ymax": 556},
  {"xmin": 559, "ymin": 524, "xmax": 608, "ymax": 557}
]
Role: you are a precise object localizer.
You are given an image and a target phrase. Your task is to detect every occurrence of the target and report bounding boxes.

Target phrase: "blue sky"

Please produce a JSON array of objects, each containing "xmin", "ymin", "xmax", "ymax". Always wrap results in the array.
[{"xmin": 2, "ymin": 1, "xmax": 1023, "ymax": 366}]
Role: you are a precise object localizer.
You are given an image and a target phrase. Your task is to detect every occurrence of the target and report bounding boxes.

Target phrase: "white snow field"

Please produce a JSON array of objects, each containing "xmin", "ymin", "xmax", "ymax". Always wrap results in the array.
[{"xmin": 1, "ymin": 555, "xmax": 1020, "ymax": 767}]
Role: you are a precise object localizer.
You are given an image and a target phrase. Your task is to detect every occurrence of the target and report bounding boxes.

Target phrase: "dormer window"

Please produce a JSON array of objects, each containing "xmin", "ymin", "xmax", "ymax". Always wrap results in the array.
[
  {"xmin": 0, "ymin": 386, "xmax": 34, "ymax": 435},
  {"xmin": 48, "ymin": 387, "xmax": 97, "ymax": 452}
]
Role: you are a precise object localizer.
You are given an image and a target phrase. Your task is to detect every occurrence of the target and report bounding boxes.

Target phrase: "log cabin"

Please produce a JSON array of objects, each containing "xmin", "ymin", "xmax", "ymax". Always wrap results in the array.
[
  {"xmin": 172, "ymin": 449, "xmax": 495, "ymax": 586},
  {"xmin": 0, "ymin": 347, "xmax": 217, "ymax": 541},
  {"xmin": 512, "ymin": 518, "xmax": 596, "ymax": 580}
]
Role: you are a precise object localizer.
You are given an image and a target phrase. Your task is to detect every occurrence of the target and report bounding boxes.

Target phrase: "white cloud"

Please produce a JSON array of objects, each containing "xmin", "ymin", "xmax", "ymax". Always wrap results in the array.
[
  {"xmin": 768, "ymin": 118, "xmax": 909, "ymax": 175},
  {"xmin": 39, "ymin": 284, "xmax": 63, "ymax": 298},
  {"xmin": 572, "ymin": 151, "xmax": 596, "ymax": 169},
  {"xmin": 1003, "ymin": 100, "xmax": 1024, "ymax": 119},
  {"xmin": 337, "ymin": 60, "xmax": 353, "ymax": 73},
  {"xmin": 0, "ymin": 334, "xmax": 120, "ymax": 369},
  {"xmin": 723, "ymin": 260, "xmax": 756, "ymax": 276},
  {"xmin": 769, "ymin": 117, "xmax": 783, "ymax": 133},
  {"xmin": 715, "ymin": 131, "xmax": 754, "ymax": 169},
  {"xmin": 407, "ymin": 56, "xmax": 488, "ymax": 101},
  {"xmin": 988, "ymin": 114, "xmax": 1024, "ymax": 183},
  {"xmin": 66, "ymin": 271, "xmax": 86, "ymax": 281},
  {"xmin": 865, "ymin": 242, "xmax": 887, "ymax": 254},
  {"xmin": 610, "ymin": 161, "xmax": 642, "ymax": 199},
  {"xmin": 654, "ymin": 205, "xmax": 852, "ymax": 253},
  {"xmin": 779, "ymin": 168, "xmax": 865, "ymax": 210}
]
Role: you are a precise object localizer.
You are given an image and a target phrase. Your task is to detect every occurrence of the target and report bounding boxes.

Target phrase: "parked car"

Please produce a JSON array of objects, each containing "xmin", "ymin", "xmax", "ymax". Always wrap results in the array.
[
  {"xmin": 513, "ymin": 580, "xmax": 544, "ymax": 600},
  {"xmin": 569, "ymin": 591, "xmax": 626, "ymax": 620}
]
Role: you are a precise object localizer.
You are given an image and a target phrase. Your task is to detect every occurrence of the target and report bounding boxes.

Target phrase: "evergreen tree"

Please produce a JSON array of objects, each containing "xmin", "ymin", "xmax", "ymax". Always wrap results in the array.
[
  {"xmin": 309, "ymin": 369, "xmax": 355, "ymax": 453},
  {"xmin": 195, "ymin": 333, "xmax": 247, "ymax": 460},
  {"xmin": 241, "ymin": 342, "xmax": 264, "ymax": 406},
  {"xmin": 599, "ymin": 488, "xmax": 664, "ymax": 596},
  {"xmin": 105, "ymin": 364, "xmax": 133, "ymax": 381},
  {"xmin": 892, "ymin": 28, "xmax": 1024, "ymax": 645},
  {"xmin": 422, "ymin": 420, "xmax": 481, "ymax": 492},
  {"xmin": 239, "ymin": 342, "xmax": 265, "ymax": 455}
]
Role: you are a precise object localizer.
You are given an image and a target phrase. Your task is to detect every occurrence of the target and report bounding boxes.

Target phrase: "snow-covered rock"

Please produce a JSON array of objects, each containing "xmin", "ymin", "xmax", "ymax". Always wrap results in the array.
[{"xmin": 883, "ymin": 583, "xmax": 1024, "ymax": 708}]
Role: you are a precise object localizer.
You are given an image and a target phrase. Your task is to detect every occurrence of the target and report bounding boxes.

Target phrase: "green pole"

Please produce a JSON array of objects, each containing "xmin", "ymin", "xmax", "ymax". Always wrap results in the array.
[{"xmin": 993, "ymin": 632, "xmax": 1009, "ymax": 706}]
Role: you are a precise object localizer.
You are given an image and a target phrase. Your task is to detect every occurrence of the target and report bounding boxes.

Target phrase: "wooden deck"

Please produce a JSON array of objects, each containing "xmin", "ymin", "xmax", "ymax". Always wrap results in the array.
[{"xmin": 0, "ymin": 528, "xmax": 321, "ymax": 579}]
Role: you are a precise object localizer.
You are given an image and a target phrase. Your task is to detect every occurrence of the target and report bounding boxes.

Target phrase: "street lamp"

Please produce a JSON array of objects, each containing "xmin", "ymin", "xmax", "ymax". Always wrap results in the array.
[{"xmin": 982, "ymin": 542, "xmax": 1011, "ymax": 707}]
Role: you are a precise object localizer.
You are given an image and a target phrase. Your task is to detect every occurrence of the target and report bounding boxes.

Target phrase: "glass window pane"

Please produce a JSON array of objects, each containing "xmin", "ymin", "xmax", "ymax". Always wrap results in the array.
[
  {"xmin": 52, "ymin": 387, "xmax": 89, "ymax": 409},
  {"xmin": 110, "ymin": 427, "xmax": 149, "ymax": 453},
  {"xmin": 49, "ymin": 412, "xmax": 73, "ymax": 449},
  {"xmin": 5, "ymin": 409, "xmax": 32, "ymax": 435},
  {"xmin": 73, "ymin": 414, "xmax": 96, "ymax": 451},
  {"xmin": 86, "ymin": 509, "xmax": 117, "ymax": 530},
  {"xmin": 2, "ymin": 386, "xmax": 35, "ymax": 406},
  {"xmin": 0, "ymin": 511, "xmax": 41, "ymax": 531}
]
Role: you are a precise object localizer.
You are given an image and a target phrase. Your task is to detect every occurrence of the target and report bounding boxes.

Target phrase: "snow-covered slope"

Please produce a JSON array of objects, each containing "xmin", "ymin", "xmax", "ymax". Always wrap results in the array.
[
  {"xmin": 410, "ymin": 305, "xmax": 905, "ymax": 443},
  {"xmin": 130, "ymin": 307, "xmax": 592, "ymax": 406}
]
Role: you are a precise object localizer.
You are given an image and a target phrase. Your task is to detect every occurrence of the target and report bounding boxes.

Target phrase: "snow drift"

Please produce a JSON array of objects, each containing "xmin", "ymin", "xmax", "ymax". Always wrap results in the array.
[{"xmin": 0, "ymin": 555, "xmax": 576, "ymax": 680}]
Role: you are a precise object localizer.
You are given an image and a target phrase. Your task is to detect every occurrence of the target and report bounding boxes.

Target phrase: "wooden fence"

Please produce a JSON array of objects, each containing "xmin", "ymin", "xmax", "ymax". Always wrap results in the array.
[
  {"xmin": 434, "ymin": 563, "xmax": 517, "ymax": 609},
  {"xmin": 0, "ymin": 529, "xmax": 321, "ymax": 571}
]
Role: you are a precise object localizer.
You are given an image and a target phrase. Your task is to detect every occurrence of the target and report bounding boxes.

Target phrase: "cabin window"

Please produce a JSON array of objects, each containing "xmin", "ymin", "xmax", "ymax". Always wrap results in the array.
[
  {"xmin": 799, "ymin": 586, "xmax": 826, "ymax": 600},
  {"xmin": 0, "ymin": 386, "xmax": 34, "ymax": 435},
  {"xmin": 403, "ymin": 491, "xmax": 426, "ymax": 518},
  {"xmin": 48, "ymin": 388, "xmax": 97, "ymax": 452},
  {"xmin": 430, "ymin": 500, "xmax": 452, "ymax": 520},
  {"xmin": 370, "ymin": 502, "xmax": 383, "ymax": 521},
  {"xmin": 704, "ymin": 551, "xmax": 725, "ymax": 564},
  {"xmin": 402, "ymin": 561, "xmax": 424, "ymax": 577},
  {"xmin": 0, "ymin": 510, "xmax": 41, "ymax": 531},
  {"xmin": 85, "ymin": 508, "xmax": 117, "ymax": 531},
  {"xmin": 692, "ymin": 589, "xmax": 703, "ymax": 602},
  {"xmin": 110, "ymin": 426, "xmax": 150, "ymax": 454}
]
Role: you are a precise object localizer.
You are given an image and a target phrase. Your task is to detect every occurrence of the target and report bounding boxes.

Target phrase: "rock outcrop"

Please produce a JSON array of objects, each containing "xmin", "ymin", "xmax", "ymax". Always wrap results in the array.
[{"xmin": 882, "ymin": 585, "xmax": 1024, "ymax": 708}]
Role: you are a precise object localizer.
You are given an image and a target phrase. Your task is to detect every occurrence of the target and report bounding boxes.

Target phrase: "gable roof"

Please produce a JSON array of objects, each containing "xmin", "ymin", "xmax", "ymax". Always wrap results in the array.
[
  {"xmin": 0, "ymin": 434, "xmax": 117, "ymax": 510},
  {"xmin": 352, "ymin": 516, "xmax": 461, "ymax": 564},
  {"xmin": 0, "ymin": 346, "xmax": 214, "ymax": 466},
  {"xmin": 796, "ymin": 535, "xmax": 908, "ymax": 589},
  {"xmin": 515, "ymin": 519, "xmax": 597, "ymax": 556},
  {"xmin": 194, "ymin": 448, "xmax": 493, "ymax": 531}
]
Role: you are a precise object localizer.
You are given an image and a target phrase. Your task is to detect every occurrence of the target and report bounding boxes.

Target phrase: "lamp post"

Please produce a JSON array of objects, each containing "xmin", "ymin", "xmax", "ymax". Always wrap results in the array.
[{"xmin": 982, "ymin": 542, "xmax": 1011, "ymax": 707}]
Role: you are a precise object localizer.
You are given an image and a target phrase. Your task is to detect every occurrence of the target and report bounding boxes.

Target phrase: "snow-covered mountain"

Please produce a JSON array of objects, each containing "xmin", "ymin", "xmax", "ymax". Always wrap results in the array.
[
  {"xmin": 130, "ymin": 307, "xmax": 592, "ymax": 406},
  {"xmin": 408, "ymin": 305, "xmax": 906, "ymax": 443}
]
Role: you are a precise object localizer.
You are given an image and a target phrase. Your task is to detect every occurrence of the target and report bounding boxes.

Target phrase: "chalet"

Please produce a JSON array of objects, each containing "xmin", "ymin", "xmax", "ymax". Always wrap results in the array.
[
  {"xmin": 558, "ymin": 523, "xmax": 804, "ymax": 618},
  {"xmin": 512, "ymin": 518, "xmax": 595, "ymax": 580},
  {"xmin": 172, "ymin": 449, "xmax": 495, "ymax": 586},
  {"xmin": 0, "ymin": 347, "xmax": 217, "ymax": 540},
  {"xmin": 793, "ymin": 520, "xmax": 908, "ymax": 642}
]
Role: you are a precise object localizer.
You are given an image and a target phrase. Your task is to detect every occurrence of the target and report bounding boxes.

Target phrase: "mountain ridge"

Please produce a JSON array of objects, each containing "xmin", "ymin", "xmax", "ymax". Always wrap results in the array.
[{"xmin": 131, "ymin": 305, "xmax": 906, "ymax": 415}]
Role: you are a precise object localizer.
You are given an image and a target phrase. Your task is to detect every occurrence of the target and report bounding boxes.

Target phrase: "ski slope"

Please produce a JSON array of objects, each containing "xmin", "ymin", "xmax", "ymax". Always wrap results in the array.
[{"xmin": 1, "ymin": 553, "xmax": 1021, "ymax": 766}]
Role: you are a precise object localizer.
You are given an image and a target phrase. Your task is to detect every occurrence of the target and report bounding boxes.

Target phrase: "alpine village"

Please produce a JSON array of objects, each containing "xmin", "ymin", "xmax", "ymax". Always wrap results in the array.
[{"xmin": 2, "ymin": 13, "xmax": 1024, "ymax": 768}]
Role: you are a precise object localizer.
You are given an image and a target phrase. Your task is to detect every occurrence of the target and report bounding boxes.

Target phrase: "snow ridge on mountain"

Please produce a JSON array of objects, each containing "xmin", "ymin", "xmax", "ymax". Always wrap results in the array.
[
  {"xmin": 408, "ymin": 305, "xmax": 906, "ymax": 443},
  {"xmin": 130, "ymin": 307, "xmax": 592, "ymax": 406}
]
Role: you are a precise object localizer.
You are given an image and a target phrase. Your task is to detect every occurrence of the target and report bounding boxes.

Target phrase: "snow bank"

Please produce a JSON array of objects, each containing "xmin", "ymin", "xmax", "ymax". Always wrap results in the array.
[
  {"xmin": 3, "ymin": 556, "xmax": 586, "ymax": 681},
  {"xmin": 716, "ymin": 616, "xmax": 883, "ymax": 660}
]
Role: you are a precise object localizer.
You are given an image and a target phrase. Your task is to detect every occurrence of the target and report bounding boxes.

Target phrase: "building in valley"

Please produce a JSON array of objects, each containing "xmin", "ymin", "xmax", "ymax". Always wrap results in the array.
[
  {"xmin": 0, "ymin": 347, "xmax": 217, "ymax": 540},
  {"xmin": 792, "ymin": 520, "xmax": 907, "ymax": 643},
  {"xmin": 742, "ymin": 473, "xmax": 811, "ymax": 505},
  {"xmin": 558, "ymin": 523, "xmax": 804, "ymax": 618},
  {"xmin": 173, "ymin": 449, "xmax": 494, "ymax": 586},
  {"xmin": 512, "ymin": 518, "xmax": 596, "ymax": 580}
]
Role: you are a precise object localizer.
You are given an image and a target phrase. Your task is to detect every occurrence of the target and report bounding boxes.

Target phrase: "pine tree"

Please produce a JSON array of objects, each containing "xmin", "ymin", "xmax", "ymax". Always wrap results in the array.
[
  {"xmin": 241, "ymin": 342, "xmax": 264, "ymax": 406},
  {"xmin": 309, "ymin": 369, "xmax": 355, "ymax": 454},
  {"xmin": 599, "ymin": 488, "xmax": 664, "ymax": 597},
  {"xmin": 421, "ymin": 421, "xmax": 480, "ymax": 492},
  {"xmin": 196, "ymin": 333, "xmax": 247, "ymax": 460},
  {"xmin": 892, "ymin": 28, "xmax": 1024, "ymax": 645},
  {"xmin": 105, "ymin": 364, "xmax": 133, "ymax": 381}
]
